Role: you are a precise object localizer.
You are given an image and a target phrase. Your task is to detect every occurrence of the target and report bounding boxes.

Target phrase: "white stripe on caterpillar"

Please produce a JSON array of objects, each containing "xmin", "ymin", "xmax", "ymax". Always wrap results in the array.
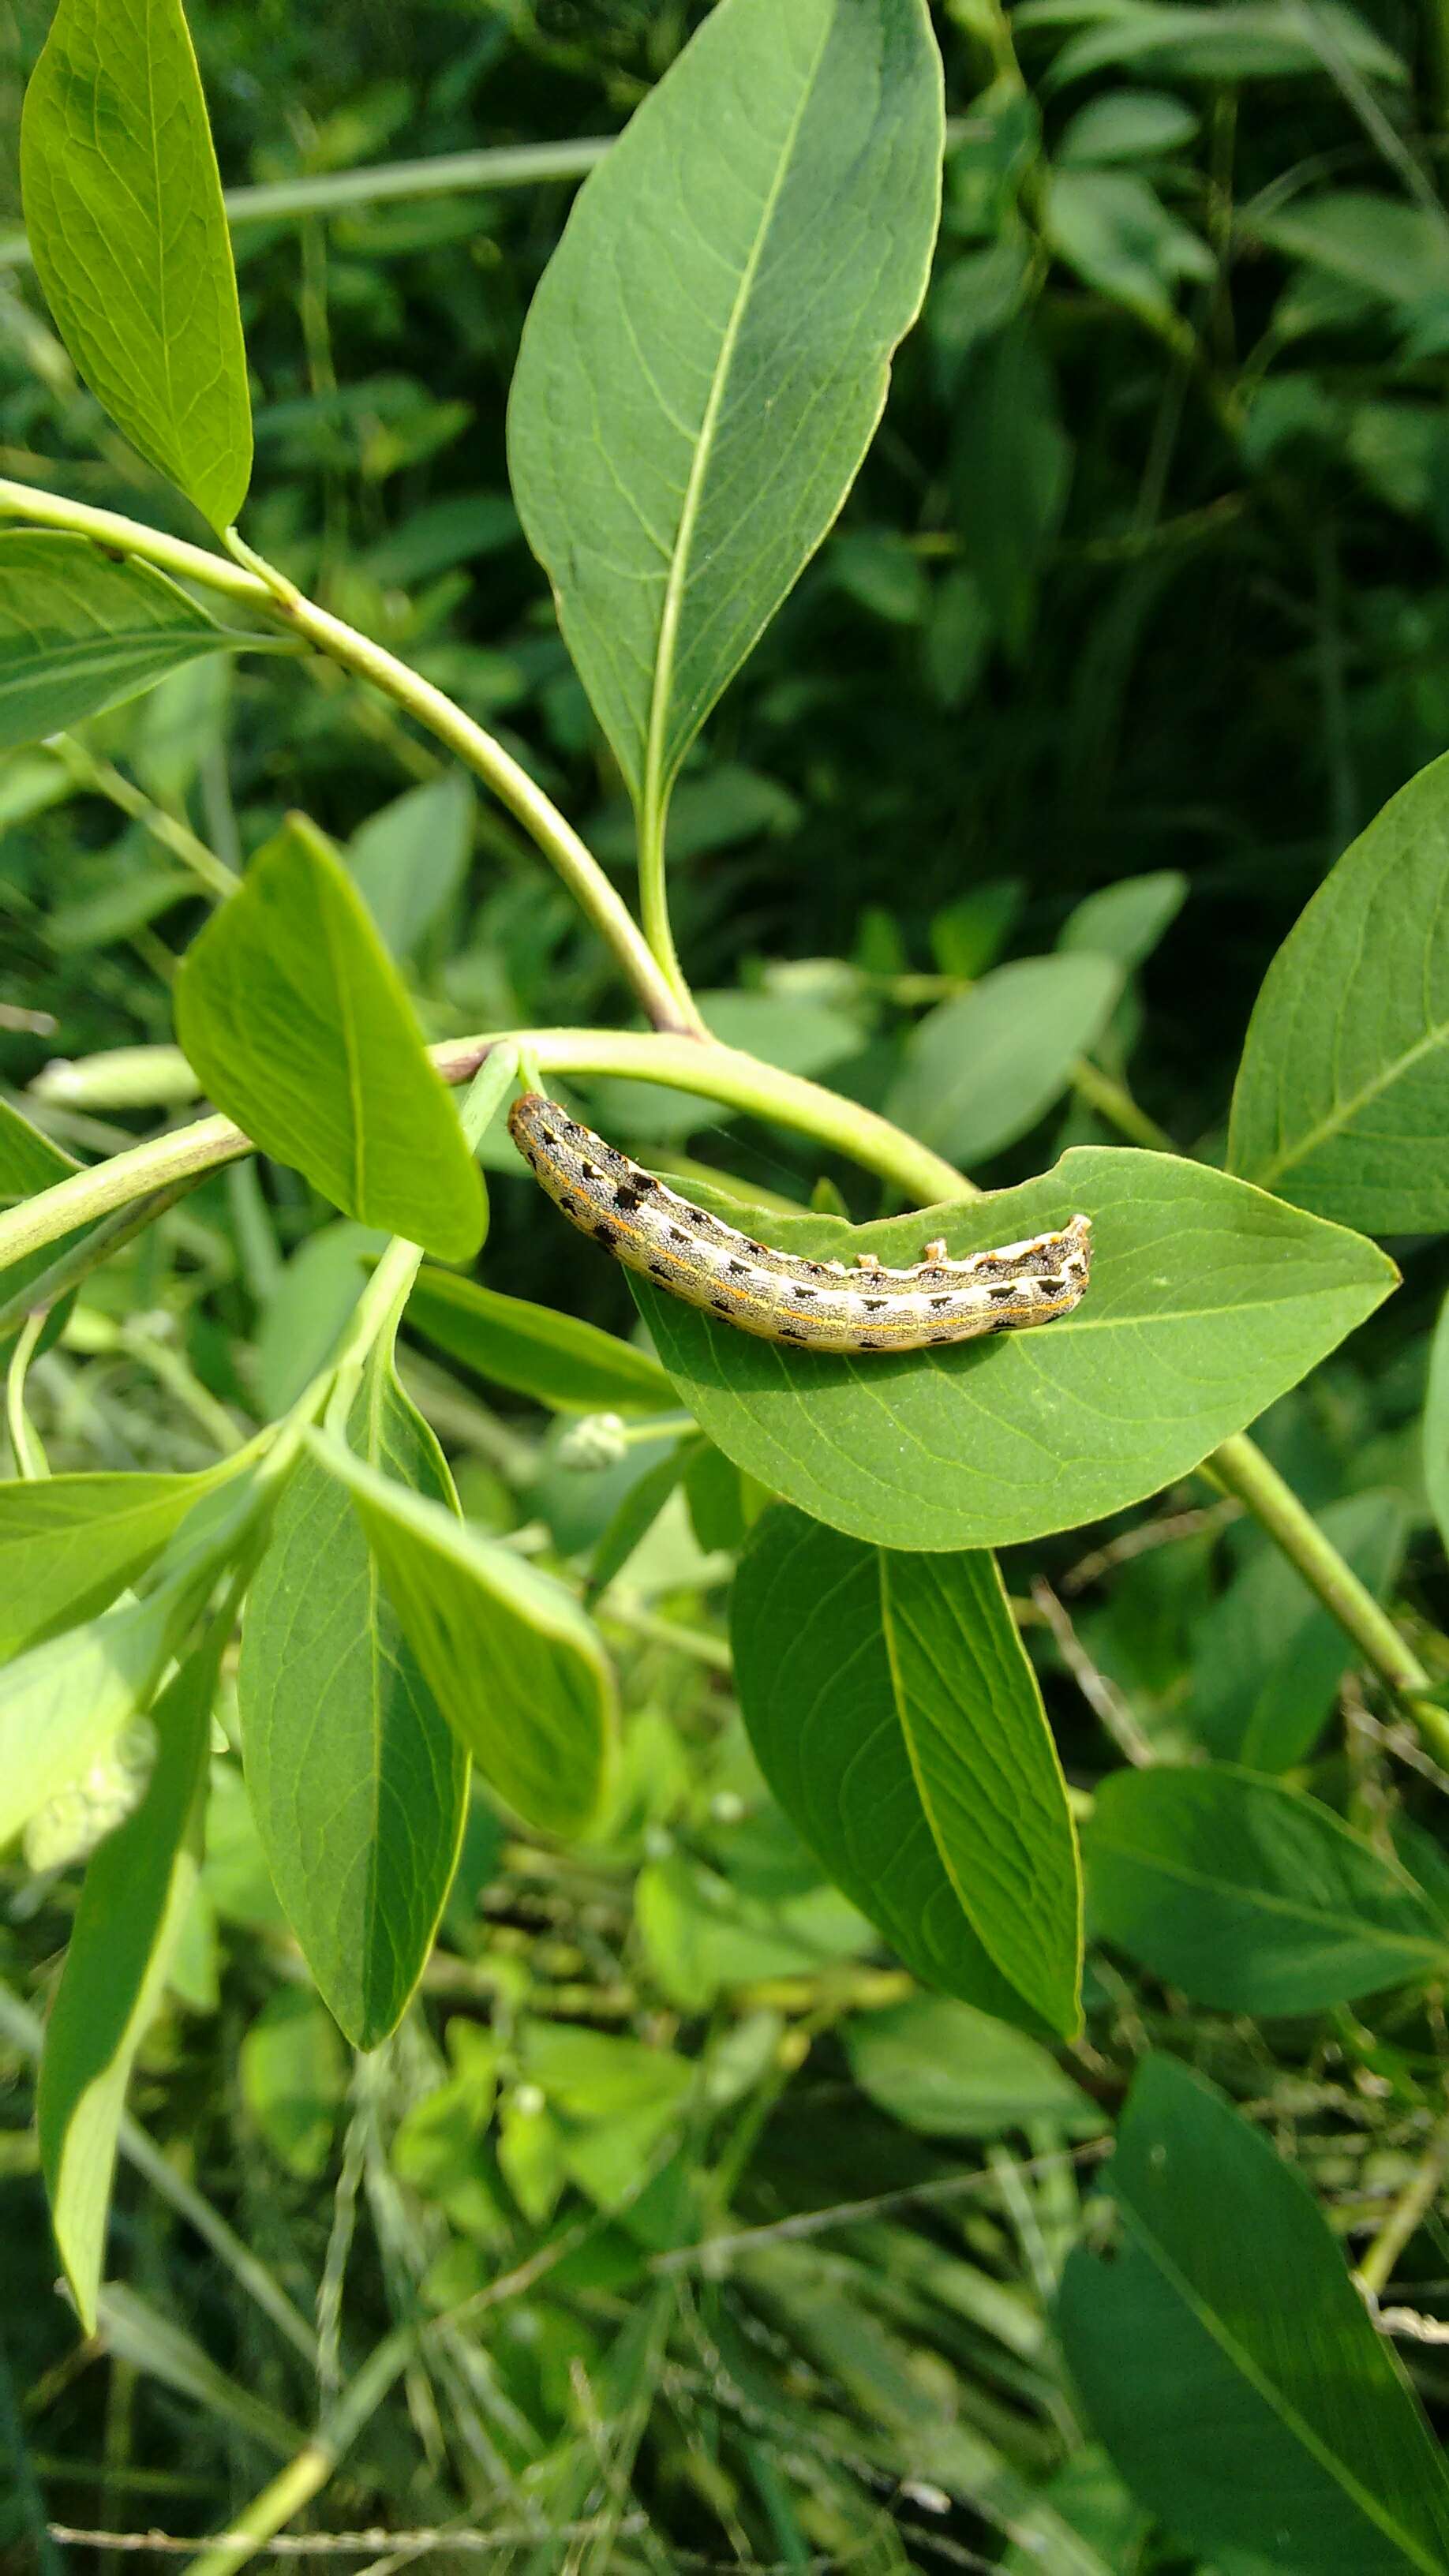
[{"xmin": 507, "ymin": 1094, "xmax": 1092, "ymax": 1356}]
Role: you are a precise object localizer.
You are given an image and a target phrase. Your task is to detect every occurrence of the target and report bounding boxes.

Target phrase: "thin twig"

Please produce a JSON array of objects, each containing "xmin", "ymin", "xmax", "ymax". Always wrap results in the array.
[
  {"xmin": 45, "ymin": 2522, "xmax": 648, "ymax": 2559},
  {"xmin": 649, "ymin": 2138, "xmax": 1111, "ymax": 2273},
  {"xmin": 1030, "ymin": 1578, "xmax": 1157, "ymax": 1766},
  {"xmin": 1061, "ymin": 1498, "xmax": 1241, "ymax": 1595}
]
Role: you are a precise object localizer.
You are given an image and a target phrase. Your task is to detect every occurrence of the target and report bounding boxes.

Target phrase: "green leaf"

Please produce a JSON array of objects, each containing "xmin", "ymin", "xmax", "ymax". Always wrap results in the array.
[
  {"xmin": 238, "ymin": 1988, "xmax": 346, "ymax": 2178},
  {"xmin": 950, "ymin": 318, "xmax": 1070, "ymax": 657},
  {"xmin": 0, "ymin": 1095, "xmax": 78, "ymax": 1200},
  {"xmin": 886, "ymin": 955, "xmax": 1121, "ymax": 1165},
  {"xmin": 405, "ymin": 1267, "xmax": 675, "ymax": 1413},
  {"xmin": 37, "ymin": 1629, "xmax": 215, "ymax": 2332},
  {"xmin": 1426, "ymin": 1289, "xmax": 1449, "ymax": 1559},
  {"xmin": 635, "ymin": 1851, "xmax": 871, "ymax": 2009},
  {"xmin": 0, "ymin": 1473, "xmax": 258, "ymax": 1852},
  {"xmin": 1058, "ymin": 871, "xmax": 1187, "ymax": 970},
  {"xmin": 0, "ymin": 1588, "xmax": 178, "ymax": 1855},
  {"xmin": 507, "ymin": 0, "xmax": 942, "ymax": 822},
  {"xmin": 1228, "ymin": 751, "xmax": 1449, "ymax": 1232},
  {"xmin": 349, "ymin": 772, "xmax": 474, "ymax": 961},
  {"xmin": 1189, "ymin": 1489, "xmax": 1408, "ymax": 1770},
  {"xmin": 1058, "ymin": 2056, "xmax": 1449, "ymax": 2573},
  {"xmin": 635, "ymin": 1148, "xmax": 1396, "ymax": 1552},
  {"xmin": 589, "ymin": 1443, "xmax": 691, "ymax": 1596},
  {"xmin": 174, "ymin": 814, "xmax": 485, "ymax": 1262},
  {"xmin": 1086, "ymin": 1765, "xmax": 1449, "ymax": 2013},
  {"xmin": 309, "ymin": 1437, "xmax": 616, "ymax": 1840},
  {"xmin": 1046, "ymin": 169, "xmax": 1213, "ymax": 325},
  {"xmin": 21, "ymin": 0, "xmax": 252, "ymax": 531},
  {"xmin": 253, "ymin": 1223, "xmax": 380, "ymax": 1420},
  {"xmin": 0, "ymin": 534, "xmax": 231, "ymax": 752},
  {"xmin": 1253, "ymin": 193, "xmax": 1449, "ymax": 321},
  {"xmin": 240, "ymin": 1343, "xmax": 469, "ymax": 2050},
  {"xmin": 0, "ymin": 1459, "xmax": 242, "ymax": 1662},
  {"xmin": 846, "ymin": 1994, "xmax": 1103, "ymax": 2136},
  {"xmin": 1022, "ymin": 1, "xmax": 1407, "ymax": 91},
  {"xmin": 732, "ymin": 1507, "xmax": 1082, "ymax": 2037},
  {"xmin": 1055, "ymin": 91, "xmax": 1200, "ymax": 166}
]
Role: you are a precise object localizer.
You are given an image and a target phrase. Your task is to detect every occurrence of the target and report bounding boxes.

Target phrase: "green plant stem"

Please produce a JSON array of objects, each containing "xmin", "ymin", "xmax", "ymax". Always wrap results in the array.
[
  {"xmin": 0, "ymin": 479, "xmax": 698, "ymax": 1036},
  {"xmin": 1069, "ymin": 1057, "xmax": 1174, "ymax": 1153},
  {"xmin": 0, "ymin": 1188, "xmax": 187, "ymax": 1343},
  {"xmin": 186, "ymin": 2328, "xmax": 414, "ymax": 2576},
  {"xmin": 1354, "ymin": 2110, "xmax": 1449, "ymax": 2301},
  {"xmin": 49, "ymin": 736, "xmax": 238, "ymax": 899},
  {"xmin": 1206, "ymin": 1433, "xmax": 1449, "ymax": 1751},
  {"xmin": 253, "ymin": 580, "xmax": 705, "ymax": 1037},
  {"xmin": 0, "ymin": 1028, "xmax": 972, "ymax": 1272}
]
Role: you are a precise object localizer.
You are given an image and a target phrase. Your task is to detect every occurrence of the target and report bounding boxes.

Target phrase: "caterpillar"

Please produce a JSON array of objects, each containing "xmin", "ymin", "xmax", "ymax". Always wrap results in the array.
[{"xmin": 507, "ymin": 1093, "xmax": 1092, "ymax": 1356}]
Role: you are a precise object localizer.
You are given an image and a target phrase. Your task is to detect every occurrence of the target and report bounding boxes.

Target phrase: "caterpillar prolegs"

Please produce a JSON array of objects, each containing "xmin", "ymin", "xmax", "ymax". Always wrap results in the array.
[{"xmin": 507, "ymin": 1094, "xmax": 1092, "ymax": 1357}]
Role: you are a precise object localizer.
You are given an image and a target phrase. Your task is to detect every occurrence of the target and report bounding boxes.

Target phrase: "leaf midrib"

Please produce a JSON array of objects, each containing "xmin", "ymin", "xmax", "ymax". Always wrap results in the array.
[
  {"xmin": 1252, "ymin": 1011, "xmax": 1449, "ymax": 1189},
  {"xmin": 640, "ymin": 11, "xmax": 831, "ymax": 825},
  {"xmin": 1092, "ymin": 1829, "xmax": 1443, "ymax": 1960},
  {"xmin": 1118, "ymin": 2192, "xmax": 1449, "ymax": 2570}
]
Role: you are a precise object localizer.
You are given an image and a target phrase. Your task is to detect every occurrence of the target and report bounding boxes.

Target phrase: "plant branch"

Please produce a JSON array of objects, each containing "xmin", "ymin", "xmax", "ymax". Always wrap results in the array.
[
  {"xmin": 1204, "ymin": 1434, "xmax": 1449, "ymax": 1754},
  {"xmin": 0, "ymin": 480, "xmax": 700, "ymax": 1037},
  {"xmin": 1355, "ymin": 2111, "xmax": 1449, "ymax": 2302},
  {"xmin": 0, "ymin": 1028, "xmax": 973, "ymax": 1272},
  {"xmin": 49, "ymin": 736, "xmax": 238, "ymax": 899}
]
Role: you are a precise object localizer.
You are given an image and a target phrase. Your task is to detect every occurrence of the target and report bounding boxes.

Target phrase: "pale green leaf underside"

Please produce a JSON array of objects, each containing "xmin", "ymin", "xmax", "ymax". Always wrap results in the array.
[
  {"xmin": 0, "ymin": 533, "xmax": 230, "ymax": 752},
  {"xmin": 38, "ymin": 1636, "xmax": 214, "ymax": 2330},
  {"xmin": 636, "ymin": 1146, "xmax": 1395, "ymax": 1552},
  {"xmin": 174, "ymin": 817, "xmax": 485, "ymax": 1264},
  {"xmin": 21, "ymin": 0, "xmax": 252, "ymax": 532},
  {"xmin": 310, "ymin": 1439, "xmax": 616, "ymax": 1840},
  {"xmin": 240, "ymin": 1348, "xmax": 468, "ymax": 2050},
  {"xmin": 507, "ymin": 0, "xmax": 942, "ymax": 807},
  {"xmin": 1058, "ymin": 2057, "xmax": 1449, "ymax": 2574},
  {"xmin": 1085, "ymin": 1765, "xmax": 1449, "ymax": 2014},
  {"xmin": 732, "ymin": 1507, "xmax": 1081, "ymax": 2037},
  {"xmin": 1228, "ymin": 749, "xmax": 1449, "ymax": 1233}
]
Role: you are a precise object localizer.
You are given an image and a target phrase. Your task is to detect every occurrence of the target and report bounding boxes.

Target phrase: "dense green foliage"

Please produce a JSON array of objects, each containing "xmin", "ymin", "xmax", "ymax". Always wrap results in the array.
[{"xmin": 2, "ymin": 2, "xmax": 1449, "ymax": 2570}]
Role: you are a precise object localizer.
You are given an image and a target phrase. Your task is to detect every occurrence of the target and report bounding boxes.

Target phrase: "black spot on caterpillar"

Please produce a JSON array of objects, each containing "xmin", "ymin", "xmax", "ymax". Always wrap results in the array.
[{"xmin": 507, "ymin": 1093, "xmax": 1093, "ymax": 1355}]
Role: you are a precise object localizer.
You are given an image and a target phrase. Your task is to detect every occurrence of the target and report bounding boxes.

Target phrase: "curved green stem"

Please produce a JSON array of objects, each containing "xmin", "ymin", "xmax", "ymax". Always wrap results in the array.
[
  {"xmin": 636, "ymin": 792, "xmax": 695, "ymax": 1028},
  {"xmin": 1206, "ymin": 1434, "xmax": 1449, "ymax": 1758},
  {"xmin": 0, "ymin": 480, "xmax": 701, "ymax": 1038},
  {"xmin": 0, "ymin": 1028, "xmax": 972, "ymax": 1274}
]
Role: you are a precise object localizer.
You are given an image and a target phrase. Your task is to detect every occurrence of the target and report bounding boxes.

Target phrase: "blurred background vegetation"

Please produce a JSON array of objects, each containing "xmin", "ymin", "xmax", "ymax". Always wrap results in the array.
[{"xmin": 3, "ymin": 2, "xmax": 1449, "ymax": 2567}]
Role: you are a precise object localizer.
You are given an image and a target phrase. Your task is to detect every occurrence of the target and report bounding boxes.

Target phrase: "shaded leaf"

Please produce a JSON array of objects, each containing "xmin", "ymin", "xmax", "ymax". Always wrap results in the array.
[
  {"xmin": 350, "ymin": 772, "xmax": 474, "ymax": 961},
  {"xmin": 1189, "ymin": 1488, "xmax": 1407, "ymax": 1770},
  {"xmin": 886, "ymin": 954, "xmax": 1121, "ymax": 1165},
  {"xmin": 846, "ymin": 1994, "xmax": 1103, "ymax": 2136},
  {"xmin": 0, "ymin": 533, "xmax": 230, "ymax": 751},
  {"xmin": 1058, "ymin": 2057, "xmax": 1449, "ymax": 2572},
  {"xmin": 1086, "ymin": 1765, "xmax": 1449, "ymax": 2012},
  {"xmin": 0, "ymin": 1460, "xmax": 241, "ymax": 1663}
]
